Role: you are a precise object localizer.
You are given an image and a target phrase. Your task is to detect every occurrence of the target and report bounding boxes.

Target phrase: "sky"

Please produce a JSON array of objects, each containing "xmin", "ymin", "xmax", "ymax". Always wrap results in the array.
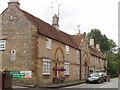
[{"xmin": 0, "ymin": 0, "xmax": 119, "ymax": 46}]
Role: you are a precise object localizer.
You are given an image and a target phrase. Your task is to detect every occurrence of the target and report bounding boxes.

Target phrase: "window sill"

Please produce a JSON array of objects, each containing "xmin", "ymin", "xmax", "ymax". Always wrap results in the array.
[
  {"xmin": 66, "ymin": 53, "xmax": 69, "ymax": 55},
  {"xmin": 46, "ymin": 47, "xmax": 52, "ymax": 50},
  {"xmin": 65, "ymin": 74, "xmax": 69, "ymax": 76},
  {"xmin": 0, "ymin": 50, "xmax": 5, "ymax": 51},
  {"xmin": 43, "ymin": 73, "xmax": 50, "ymax": 76}
]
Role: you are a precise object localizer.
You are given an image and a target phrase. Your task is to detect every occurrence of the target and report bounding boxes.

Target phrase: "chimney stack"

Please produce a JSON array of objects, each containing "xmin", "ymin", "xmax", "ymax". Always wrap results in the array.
[
  {"xmin": 96, "ymin": 44, "xmax": 100, "ymax": 51},
  {"xmin": 8, "ymin": 0, "xmax": 20, "ymax": 8},
  {"xmin": 52, "ymin": 14, "xmax": 59, "ymax": 30},
  {"xmin": 10, "ymin": 0, "xmax": 19, "ymax": 2},
  {"xmin": 90, "ymin": 39, "xmax": 94, "ymax": 48}
]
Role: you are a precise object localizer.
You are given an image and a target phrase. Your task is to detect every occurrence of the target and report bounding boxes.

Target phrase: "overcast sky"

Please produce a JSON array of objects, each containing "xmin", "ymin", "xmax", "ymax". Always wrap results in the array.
[{"xmin": 0, "ymin": 0, "xmax": 119, "ymax": 45}]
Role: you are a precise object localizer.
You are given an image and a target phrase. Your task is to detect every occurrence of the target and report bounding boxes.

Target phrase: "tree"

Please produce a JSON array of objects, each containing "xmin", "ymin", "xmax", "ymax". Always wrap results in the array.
[
  {"xmin": 87, "ymin": 29, "xmax": 116, "ymax": 53},
  {"xmin": 87, "ymin": 29, "xmax": 118, "ymax": 76}
]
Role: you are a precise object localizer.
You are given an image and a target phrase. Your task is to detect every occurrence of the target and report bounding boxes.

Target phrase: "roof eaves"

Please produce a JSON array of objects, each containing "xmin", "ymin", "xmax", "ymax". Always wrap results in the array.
[{"xmin": 37, "ymin": 28, "xmax": 79, "ymax": 50}]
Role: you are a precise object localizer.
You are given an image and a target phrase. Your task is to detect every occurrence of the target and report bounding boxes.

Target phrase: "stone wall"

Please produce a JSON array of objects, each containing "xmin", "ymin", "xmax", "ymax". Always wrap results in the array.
[
  {"xmin": 36, "ymin": 34, "xmax": 80, "ymax": 85},
  {"xmin": 1, "ymin": 3, "xmax": 37, "ymax": 85},
  {"xmin": 1, "ymin": 2, "xmax": 81, "ymax": 85}
]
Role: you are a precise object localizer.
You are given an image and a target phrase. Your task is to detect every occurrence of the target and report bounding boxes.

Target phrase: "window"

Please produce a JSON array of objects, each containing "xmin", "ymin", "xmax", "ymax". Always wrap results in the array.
[
  {"xmin": 78, "ymin": 66, "xmax": 80, "ymax": 75},
  {"xmin": 46, "ymin": 38, "xmax": 51, "ymax": 49},
  {"xmin": 43, "ymin": 59, "xmax": 51, "ymax": 75},
  {"xmin": 95, "ymin": 57, "xmax": 97, "ymax": 64},
  {"xmin": 77, "ymin": 50, "xmax": 80, "ymax": 64},
  {"xmin": 0, "ymin": 40, "xmax": 6, "ymax": 50},
  {"xmin": 66, "ymin": 45, "xmax": 69, "ymax": 54},
  {"xmin": 64, "ymin": 62, "xmax": 70, "ymax": 75},
  {"xmin": 77, "ymin": 50, "xmax": 80, "ymax": 59},
  {"xmin": 100, "ymin": 59, "xmax": 102, "ymax": 68}
]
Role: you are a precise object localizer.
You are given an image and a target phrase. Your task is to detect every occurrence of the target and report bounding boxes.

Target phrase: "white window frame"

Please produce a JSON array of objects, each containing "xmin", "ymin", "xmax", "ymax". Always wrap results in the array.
[
  {"xmin": 64, "ymin": 62, "xmax": 70, "ymax": 75},
  {"xmin": 46, "ymin": 38, "xmax": 52, "ymax": 49},
  {"xmin": 42, "ymin": 59, "xmax": 52, "ymax": 75},
  {"xmin": 0, "ymin": 40, "xmax": 6, "ymax": 50},
  {"xmin": 66, "ymin": 45, "xmax": 69, "ymax": 54}
]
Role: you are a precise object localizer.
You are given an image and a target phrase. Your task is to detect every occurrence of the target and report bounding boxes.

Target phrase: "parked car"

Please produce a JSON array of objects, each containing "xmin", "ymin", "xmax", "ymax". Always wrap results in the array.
[
  {"xmin": 99, "ymin": 72, "xmax": 110, "ymax": 82},
  {"xmin": 86, "ymin": 73, "xmax": 104, "ymax": 84}
]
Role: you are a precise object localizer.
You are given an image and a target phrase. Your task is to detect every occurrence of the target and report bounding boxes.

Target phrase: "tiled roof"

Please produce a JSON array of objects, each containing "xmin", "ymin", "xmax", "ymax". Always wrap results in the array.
[
  {"xmin": 72, "ymin": 33, "xmax": 85, "ymax": 48},
  {"xmin": 20, "ymin": 9, "xmax": 106, "ymax": 60},
  {"xmin": 89, "ymin": 46, "xmax": 107, "ymax": 60},
  {"xmin": 21, "ymin": 10, "xmax": 78, "ymax": 49}
]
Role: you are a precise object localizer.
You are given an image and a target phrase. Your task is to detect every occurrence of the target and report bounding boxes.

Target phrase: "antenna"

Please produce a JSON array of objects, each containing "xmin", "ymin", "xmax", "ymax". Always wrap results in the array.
[
  {"xmin": 51, "ymin": 1, "xmax": 57, "ymax": 8},
  {"xmin": 58, "ymin": 3, "xmax": 62, "ymax": 18},
  {"xmin": 78, "ymin": 25, "xmax": 80, "ymax": 33}
]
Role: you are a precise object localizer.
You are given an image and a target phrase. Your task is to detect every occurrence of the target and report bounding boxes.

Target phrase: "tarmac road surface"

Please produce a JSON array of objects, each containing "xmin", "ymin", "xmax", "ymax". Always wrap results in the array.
[{"xmin": 64, "ymin": 77, "xmax": 118, "ymax": 89}]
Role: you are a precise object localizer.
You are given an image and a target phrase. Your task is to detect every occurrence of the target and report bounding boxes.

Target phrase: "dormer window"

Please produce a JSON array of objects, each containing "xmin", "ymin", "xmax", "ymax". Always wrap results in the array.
[
  {"xmin": 46, "ymin": 38, "xmax": 51, "ymax": 49},
  {"xmin": 0, "ymin": 40, "xmax": 6, "ymax": 50}
]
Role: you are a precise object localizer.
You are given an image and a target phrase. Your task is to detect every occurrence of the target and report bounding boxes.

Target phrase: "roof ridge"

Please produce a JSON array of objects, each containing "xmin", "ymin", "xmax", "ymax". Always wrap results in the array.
[
  {"xmin": 89, "ymin": 46, "xmax": 106, "ymax": 59},
  {"xmin": 19, "ymin": 9, "xmax": 79, "ymax": 49}
]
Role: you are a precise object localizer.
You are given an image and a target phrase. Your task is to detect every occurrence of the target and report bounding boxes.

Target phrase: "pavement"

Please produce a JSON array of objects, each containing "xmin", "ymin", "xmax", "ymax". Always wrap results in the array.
[{"xmin": 12, "ymin": 80, "xmax": 86, "ymax": 89}]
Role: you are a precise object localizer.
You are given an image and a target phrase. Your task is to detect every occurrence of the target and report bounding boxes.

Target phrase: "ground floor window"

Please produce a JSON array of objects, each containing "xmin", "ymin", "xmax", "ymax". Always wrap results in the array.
[
  {"xmin": 64, "ymin": 62, "xmax": 70, "ymax": 75},
  {"xmin": 42, "ymin": 59, "xmax": 52, "ymax": 75}
]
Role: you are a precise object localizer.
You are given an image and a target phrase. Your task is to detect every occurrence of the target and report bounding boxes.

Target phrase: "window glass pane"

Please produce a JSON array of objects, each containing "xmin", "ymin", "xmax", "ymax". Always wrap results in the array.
[
  {"xmin": 66, "ymin": 45, "xmax": 69, "ymax": 54},
  {"xmin": 46, "ymin": 38, "xmax": 51, "ymax": 49},
  {"xmin": 0, "ymin": 40, "xmax": 6, "ymax": 50},
  {"xmin": 43, "ymin": 60, "xmax": 51, "ymax": 75},
  {"xmin": 64, "ymin": 63, "xmax": 70, "ymax": 75}
]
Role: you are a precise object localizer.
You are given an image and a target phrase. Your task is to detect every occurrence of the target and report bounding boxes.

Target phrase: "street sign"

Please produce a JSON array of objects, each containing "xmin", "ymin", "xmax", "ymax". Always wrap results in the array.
[{"xmin": 9, "ymin": 71, "xmax": 22, "ymax": 77}]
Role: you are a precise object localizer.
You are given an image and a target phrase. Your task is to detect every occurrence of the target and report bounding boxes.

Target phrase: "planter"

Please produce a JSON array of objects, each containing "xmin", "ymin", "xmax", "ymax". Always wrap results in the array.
[
  {"xmin": 59, "ymin": 76, "xmax": 65, "ymax": 83},
  {"xmin": 53, "ymin": 77, "xmax": 60, "ymax": 83},
  {"xmin": 53, "ymin": 76, "xmax": 65, "ymax": 83}
]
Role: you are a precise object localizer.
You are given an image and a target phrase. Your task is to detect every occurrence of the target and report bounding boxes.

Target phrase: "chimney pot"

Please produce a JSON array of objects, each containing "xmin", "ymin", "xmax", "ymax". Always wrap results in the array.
[
  {"xmin": 96, "ymin": 44, "xmax": 100, "ymax": 51},
  {"xmin": 8, "ymin": 0, "xmax": 20, "ymax": 8},
  {"xmin": 10, "ymin": 0, "xmax": 19, "ymax": 2},
  {"xmin": 52, "ymin": 14, "xmax": 59, "ymax": 30},
  {"xmin": 90, "ymin": 39, "xmax": 94, "ymax": 48}
]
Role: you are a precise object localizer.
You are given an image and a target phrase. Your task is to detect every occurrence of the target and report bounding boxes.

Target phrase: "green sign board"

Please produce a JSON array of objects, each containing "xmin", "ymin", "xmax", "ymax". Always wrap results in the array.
[
  {"xmin": 9, "ymin": 71, "xmax": 25, "ymax": 77},
  {"xmin": 9, "ymin": 71, "xmax": 32, "ymax": 78}
]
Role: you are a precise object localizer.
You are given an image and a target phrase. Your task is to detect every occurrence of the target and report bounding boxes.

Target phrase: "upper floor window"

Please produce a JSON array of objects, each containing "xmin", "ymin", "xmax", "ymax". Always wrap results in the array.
[
  {"xmin": 100, "ymin": 59, "xmax": 102, "ymax": 67},
  {"xmin": 46, "ymin": 38, "xmax": 51, "ymax": 49},
  {"xmin": 77, "ymin": 66, "xmax": 80, "ymax": 75},
  {"xmin": 0, "ymin": 40, "xmax": 6, "ymax": 50},
  {"xmin": 77, "ymin": 50, "xmax": 80, "ymax": 59},
  {"xmin": 66, "ymin": 45, "xmax": 69, "ymax": 54}
]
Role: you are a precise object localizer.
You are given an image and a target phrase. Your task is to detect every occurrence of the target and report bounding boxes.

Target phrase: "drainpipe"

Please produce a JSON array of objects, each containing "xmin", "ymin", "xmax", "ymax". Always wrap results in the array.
[
  {"xmin": 79, "ymin": 50, "xmax": 81, "ymax": 80},
  {"xmin": 32, "ymin": 34, "xmax": 39, "ymax": 87}
]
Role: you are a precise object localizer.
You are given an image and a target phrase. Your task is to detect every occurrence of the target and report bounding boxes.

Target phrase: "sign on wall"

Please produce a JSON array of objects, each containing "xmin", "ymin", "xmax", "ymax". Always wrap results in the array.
[{"xmin": 9, "ymin": 71, "xmax": 32, "ymax": 78}]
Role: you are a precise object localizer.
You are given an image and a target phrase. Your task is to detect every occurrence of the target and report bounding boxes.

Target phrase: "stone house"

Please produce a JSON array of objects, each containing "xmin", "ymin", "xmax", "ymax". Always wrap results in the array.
[
  {"xmin": 0, "ymin": 0, "xmax": 107, "ymax": 86},
  {"xmin": 89, "ymin": 39, "xmax": 107, "ymax": 73}
]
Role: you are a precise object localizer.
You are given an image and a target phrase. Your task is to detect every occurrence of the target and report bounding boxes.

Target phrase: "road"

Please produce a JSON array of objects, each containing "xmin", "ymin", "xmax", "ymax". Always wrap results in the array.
[
  {"xmin": 64, "ymin": 77, "xmax": 118, "ymax": 89},
  {"xmin": 12, "ymin": 77, "xmax": 119, "ymax": 90}
]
